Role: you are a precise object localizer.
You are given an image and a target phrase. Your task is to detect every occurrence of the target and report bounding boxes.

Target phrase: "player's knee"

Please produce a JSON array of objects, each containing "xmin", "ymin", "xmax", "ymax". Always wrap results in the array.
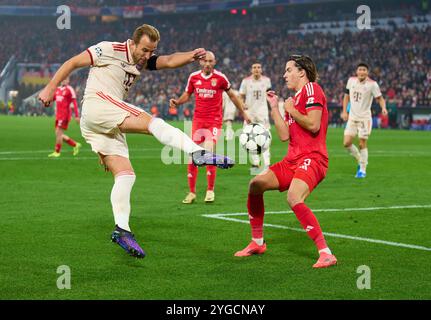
[
  {"xmin": 249, "ymin": 177, "xmax": 266, "ymax": 195},
  {"xmin": 359, "ymin": 140, "xmax": 367, "ymax": 149},
  {"xmin": 343, "ymin": 140, "xmax": 352, "ymax": 148},
  {"xmin": 287, "ymin": 190, "xmax": 302, "ymax": 208}
]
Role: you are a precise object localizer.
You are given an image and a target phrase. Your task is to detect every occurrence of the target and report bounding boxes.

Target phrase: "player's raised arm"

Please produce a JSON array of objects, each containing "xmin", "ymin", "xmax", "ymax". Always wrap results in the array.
[
  {"xmin": 155, "ymin": 48, "xmax": 206, "ymax": 70},
  {"xmin": 267, "ymin": 91, "xmax": 289, "ymax": 142},
  {"xmin": 226, "ymin": 88, "xmax": 251, "ymax": 123},
  {"xmin": 38, "ymin": 51, "xmax": 92, "ymax": 107}
]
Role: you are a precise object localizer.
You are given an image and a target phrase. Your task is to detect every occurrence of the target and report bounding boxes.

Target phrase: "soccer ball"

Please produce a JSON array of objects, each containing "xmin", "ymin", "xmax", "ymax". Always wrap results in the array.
[{"xmin": 239, "ymin": 123, "xmax": 272, "ymax": 154}]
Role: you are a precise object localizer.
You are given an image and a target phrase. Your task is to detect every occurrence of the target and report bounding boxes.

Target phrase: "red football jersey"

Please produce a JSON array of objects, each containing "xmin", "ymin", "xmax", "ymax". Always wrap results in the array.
[
  {"xmin": 54, "ymin": 85, "xmax": 77, "ymax": 120},
  {"xmin": 186, "ymin": 69, "xmax": 231, "ymax": 124},
  {"xmin": 284, "ymin": 82, "xmax": 328, "ymax": 163}
]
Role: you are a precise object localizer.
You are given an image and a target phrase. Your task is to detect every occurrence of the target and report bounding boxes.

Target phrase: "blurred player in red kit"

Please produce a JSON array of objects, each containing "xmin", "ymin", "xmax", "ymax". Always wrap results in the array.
[
  {"xmin": 170, "ymin": 51, "xmax": 250, "ymax": 204},
  {"xmin": 48, "ymin": 77, "xmax": 81, "ymax": 157},
  {"xmin": 235, "ymin": 55, "xmax": 337, "ymax": 268}
]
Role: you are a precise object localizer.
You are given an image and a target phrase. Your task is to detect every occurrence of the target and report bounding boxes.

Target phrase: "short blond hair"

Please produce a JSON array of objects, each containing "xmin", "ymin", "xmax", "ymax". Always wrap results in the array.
[{"xmin": 132, "ymin": 24, "xmax": 160, "ymax": 43}]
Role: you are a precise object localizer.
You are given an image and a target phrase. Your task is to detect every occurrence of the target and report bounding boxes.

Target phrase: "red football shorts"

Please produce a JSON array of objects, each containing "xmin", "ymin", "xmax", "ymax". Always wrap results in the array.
[
  {"xmin": 55, "ymin": 119, "xmax": 70, "ymax": 130},
  {"xmin": 269, "ymin": 156, "xmax": 328, "ymax": 192},
  {"xmin": 192, "ymin": 120, "xmax": 222, "ymax": 145}
]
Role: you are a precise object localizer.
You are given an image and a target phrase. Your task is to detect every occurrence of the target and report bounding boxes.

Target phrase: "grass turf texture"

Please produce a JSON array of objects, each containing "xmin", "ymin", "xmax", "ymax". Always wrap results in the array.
[{"xmin": 0, "ymin": 115, "xmax": 430, "ymax": 299}]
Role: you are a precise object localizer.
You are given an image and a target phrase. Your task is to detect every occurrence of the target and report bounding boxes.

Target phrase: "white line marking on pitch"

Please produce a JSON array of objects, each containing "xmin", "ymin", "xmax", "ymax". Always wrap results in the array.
[{"xmin": 202, "ymin": 204, "xmax": 431, "ymax": 252}]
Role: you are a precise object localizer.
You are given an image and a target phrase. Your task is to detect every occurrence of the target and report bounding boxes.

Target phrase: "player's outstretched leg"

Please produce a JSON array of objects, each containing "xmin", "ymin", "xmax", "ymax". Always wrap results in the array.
[
  {"xmin": 148, "ymin": 118, "xmax": 234, "ymax": 169},
  {"xmin": 49, "ymin": 127, "xmax": 63, "ymax": 158}
]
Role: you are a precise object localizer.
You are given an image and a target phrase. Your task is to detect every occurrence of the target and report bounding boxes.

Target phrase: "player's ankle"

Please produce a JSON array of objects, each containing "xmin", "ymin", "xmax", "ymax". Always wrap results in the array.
[{"xmin": 252, "ymin": 238, "xmax": 264, "ymax": 246}]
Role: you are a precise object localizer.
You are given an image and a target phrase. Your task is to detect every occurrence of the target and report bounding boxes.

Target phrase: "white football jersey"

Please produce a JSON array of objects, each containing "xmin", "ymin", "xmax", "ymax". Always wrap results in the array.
[
  {"xmin": 239, "ymin": 76, "xmax": 271, "ymax": 122},
  {"xmin": 223, "ymin": 90, "xmax": 237, "ymax": 121},
  {"xmin": 85, "ymin": 40, "xmax": 153, "ymax": 101},
  {"xmin": 346, "ymin": 77, "xmax": 382, "ymax": 120}
]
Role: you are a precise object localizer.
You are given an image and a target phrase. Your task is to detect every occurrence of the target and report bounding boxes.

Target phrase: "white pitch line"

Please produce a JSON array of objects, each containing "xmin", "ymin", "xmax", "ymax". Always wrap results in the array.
[
  {"xmin": 207, "ymin": 204, "xmax": 431, "ymax": 217},
  {"xmin": 202, "ymin": 204, "xmax": 431, "ymax": 252}
]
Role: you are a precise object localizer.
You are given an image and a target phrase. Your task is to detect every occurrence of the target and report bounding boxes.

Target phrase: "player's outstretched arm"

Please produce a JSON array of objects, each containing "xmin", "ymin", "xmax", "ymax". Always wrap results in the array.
[
  {"xmin": 267, "ymin": 91, "xmax": 289, "ymax": 142},
  {"xmin": 38, "ymin": 51, "xmax": 92, "ymax": 107},
  {"xmin": 155, "ymin": 48, "xmax": 206, "ymax": 70},
  {"xmin": 227, "ymin": 88, "xmax": 250, "ymax": 123},
  {"xmin": 170, "ymin": 92, "xmax": 191, "ymax": 108},
  {"xmin": 284, "ymin": 97, "xmax": 322, "ymax": 134}
]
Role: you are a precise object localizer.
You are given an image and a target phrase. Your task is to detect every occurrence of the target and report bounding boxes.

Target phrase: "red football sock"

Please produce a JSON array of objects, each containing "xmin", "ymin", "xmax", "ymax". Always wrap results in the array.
[
  {"xmin": 187, "ymin": 163, "xmax": 198, "ymax": 193},
  {"xmin": 64, "ymin": 137, "xmax": 77, "ymax": 147},
  {"xmin": 247, "ymin": 193, "xmax": 265, "ymax": 239},
  {"xmin": 206, "ymin": 165, "xmax": 217, "ymax": 191},
  {"xmin": 292, "ymin": 203, "xmax": 328, "ymax": 251},
  {"xmin": 55, "ymin": 143, "xmax": 62, "ymax": 153}
]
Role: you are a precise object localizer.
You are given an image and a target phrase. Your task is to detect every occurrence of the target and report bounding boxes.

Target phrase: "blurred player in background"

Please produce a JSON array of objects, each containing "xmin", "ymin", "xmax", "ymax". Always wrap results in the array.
[
  {"xmin": 38, "ymin": 24, "xmax": 235, "ymax": 259},
  {"xmin": 170, "ymin": 51, "xmax": 249, "ymax": 204},
  {"xmin": 341, "ymin": 63, "xmax": 387, "ymax": 178},
  {"xmin": 235, "ymin": 55, "xmax": 337, "ymax": 269},
  {"xmin": 48, "ymin": 77, "xmax": 81, "ymax": 158},
  {"xmin": 239, "ymin": 63, "xmax": 272, "ymax": 174},
  {"xmin": 222, "ymin": 89, "xmax": 238, "ymax": 141}
]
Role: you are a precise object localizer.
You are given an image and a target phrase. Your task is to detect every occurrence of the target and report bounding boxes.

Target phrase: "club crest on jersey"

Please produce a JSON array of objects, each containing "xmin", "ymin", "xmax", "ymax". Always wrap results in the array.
[
  {"xmin": 95, "ymin": 47, "xmax": 102, "ymax": 58},
  {"xmin": 211, "ymin": 79, "xmax": 218, "ymax": 87}
]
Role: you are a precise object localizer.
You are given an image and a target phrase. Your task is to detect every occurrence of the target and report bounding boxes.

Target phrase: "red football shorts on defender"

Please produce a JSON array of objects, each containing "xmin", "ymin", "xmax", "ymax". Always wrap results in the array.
[
  {"xmin": 192, "ymin": 119, "xmax": 222, "ymax": 145},
  {"xmin": 55, "ymin": 119, "xmax": 70, "ymax": 130},
  {"xmin": 269, "ymin": 156, "xmax": 328, "ymax": 192}
]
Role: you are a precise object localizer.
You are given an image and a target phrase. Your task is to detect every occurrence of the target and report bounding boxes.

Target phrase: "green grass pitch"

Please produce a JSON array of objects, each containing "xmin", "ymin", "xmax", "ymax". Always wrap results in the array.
[{"xmin": 0, "ymin": 115, "xmax": 430, "ymax": 299}]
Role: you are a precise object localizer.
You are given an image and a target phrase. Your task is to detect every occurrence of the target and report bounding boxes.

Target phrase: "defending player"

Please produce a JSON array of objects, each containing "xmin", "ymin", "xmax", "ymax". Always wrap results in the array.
[
  {"xmin": 341, "ymin": 63, "xmax": 387, "ymax": 178},
  {"xmin": 239, "ymin": 63, "xmax": 272, "ymax": 174},
  {"xmin": 48, "ymin": 77, "xmax": 81, "ymax": 158},
  {"xmin": 38, "ymin": 24, "xmax": 234, "ymax": 259},
  {"xmin": 235, "ymin": 55, "xmax": 337, "ymax": 269},
  {"xmin": 170, "ymin": 51, "xmax": 249, "ymax": 204}
]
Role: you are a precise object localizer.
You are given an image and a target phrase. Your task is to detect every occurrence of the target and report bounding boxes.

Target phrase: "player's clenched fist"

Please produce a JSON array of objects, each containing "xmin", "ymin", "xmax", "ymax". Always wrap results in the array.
[
  {"xmin": 192, "ymin": 48, "xmax": 206, "ymax": 61},
  {"xmin": 38, "ymin": 85, "xmax": 55, "ymax": 107},
  {"xmin": 284, "ymin": 97, "xmax": 295, "ymax": 115},
  {"xmin": 169, "ymin": 98, "xmax": 178, "ymax": 108}
]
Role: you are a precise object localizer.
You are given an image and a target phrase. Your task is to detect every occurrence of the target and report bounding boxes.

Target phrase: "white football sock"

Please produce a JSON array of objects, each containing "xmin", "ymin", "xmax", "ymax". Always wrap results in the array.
[
  {"xmin": 346, "ymin": 144, "xmax": 360, "ymax": 162},
  {"xmin": 359, "ymin": 148, "xmax": 368, "ymax": 173},
  {"xmin": 111, "ymin": 173, "xmax": 136, "ymax": 232},
  {"xmin": 263, "ymin": 149, "xmax": 271, "ymax": 168},
  {"xmin": 319, "ymin": 247, "xmax": 332, "ymax": 255},
  {"xmin": 252, "ymin": 238, "xmax": 264, "ymax": 246},
  {"xmin": 149, "ymin": 117, "xmax": 204, "ymax": 154}
]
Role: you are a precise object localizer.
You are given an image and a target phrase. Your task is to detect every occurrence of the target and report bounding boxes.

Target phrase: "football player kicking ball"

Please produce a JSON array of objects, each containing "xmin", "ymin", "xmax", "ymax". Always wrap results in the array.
[
  {"xmin": 38, "ymin": 24, "xmax": 234, "ymax": 259},
  {"xmin": 48, "ymin": 77, "xmax": 81, "ymax": 158},
  {"xmin": 235, "ymin": 55, "xmax": 337, "ymax": 268}
]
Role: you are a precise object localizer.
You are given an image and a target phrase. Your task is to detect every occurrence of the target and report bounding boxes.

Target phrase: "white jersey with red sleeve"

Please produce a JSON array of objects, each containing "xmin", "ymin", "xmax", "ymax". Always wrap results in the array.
[
  {"xmin": 185, "ymin": 69, "xmax": 231, "ymax": 124},
  {"xmin": 84, "ymin": 40, "xmax": 157, "ymax": 101}
]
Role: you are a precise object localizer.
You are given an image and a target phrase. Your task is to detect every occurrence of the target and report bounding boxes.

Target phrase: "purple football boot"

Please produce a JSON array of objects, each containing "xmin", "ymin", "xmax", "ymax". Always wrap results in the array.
[
  {"xmin": 191, "ymin": 150, "xmax": 235, "ymax": 169},
  {"xmin": 111, "ymin": 225, "xmax": 146, "ymax": 259}
]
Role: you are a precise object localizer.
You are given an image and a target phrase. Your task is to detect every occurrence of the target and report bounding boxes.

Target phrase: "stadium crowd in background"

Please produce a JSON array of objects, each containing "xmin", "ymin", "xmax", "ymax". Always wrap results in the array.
[{"xmin": 0, "ymin": 2, "xmax": 430, "ymax": 124}]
